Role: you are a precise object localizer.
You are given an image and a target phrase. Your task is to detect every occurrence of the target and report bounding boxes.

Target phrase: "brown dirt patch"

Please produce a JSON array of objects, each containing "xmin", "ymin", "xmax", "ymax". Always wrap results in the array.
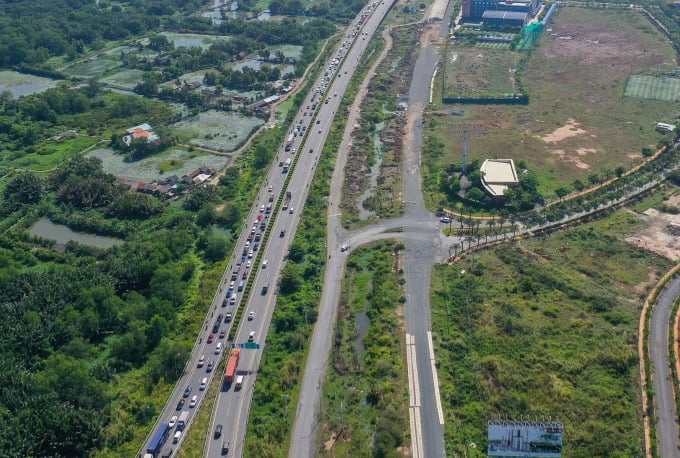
[
  {"xmin": 550, "ymin": 149, "xmax": 591, "ymax": 170},
  {"xmin": 541, "ymin": 16, "xmax": 672, "ymax": 77},
  {"xmin": 626, "ymin": 197, "xmax": 680, "ymax": 260},
  {"xmin": 540, "ymin": 118, "xmax": 589, "ymax": 143}
]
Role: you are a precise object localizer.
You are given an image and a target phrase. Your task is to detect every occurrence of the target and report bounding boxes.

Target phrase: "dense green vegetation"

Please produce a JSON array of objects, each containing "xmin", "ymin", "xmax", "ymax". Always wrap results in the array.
[
  {"xmin": 432, "ymin": 212, "xmax": 672, "ymax": 457},
  {"xmin": 0, "ymin": 0, "xmax": 210, "ymax": 68},
  {"xmin": 318, "ymin": 240, "xmax": 409, "ymax": 457},
  {"xmin": 0, "ymin": 123, "xmax": 275, "ymax": 456},
  {"xmin": 0, "ymin": 0, "xmax": 371, "ymax": 453},
  {"xmin": 0, "ymin": 84, "xmax": 174, "ymax": 158}
]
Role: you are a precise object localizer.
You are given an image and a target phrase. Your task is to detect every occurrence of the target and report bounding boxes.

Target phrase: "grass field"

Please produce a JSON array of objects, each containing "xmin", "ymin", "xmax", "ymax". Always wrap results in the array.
[
  {"xmin": 427, "ymin": 7, "xmax": 678, "ymax": 202},
  {"xmin": 443, "ymin": 46, "xmax": 520, "ymax": 98},
  {"xmin": 432, "ymin": 206, "xmax": 673, "ymax": 457},
  {"xmin": 625, "ymin": 75, "xmax": 680, "ymax": 101},
  {"xmin": 2, "ymin": 136, "xmax": 99, "ymax": 172}
]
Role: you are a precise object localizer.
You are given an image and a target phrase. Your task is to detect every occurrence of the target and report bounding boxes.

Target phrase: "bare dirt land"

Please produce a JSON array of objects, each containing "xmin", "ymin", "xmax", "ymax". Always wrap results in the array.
[
  {"xmin": 432, "ymin": 7, "xmax": 678, "ymax": 195},
  {"xmin": 626, "ymin": 194, "xmax": 680, "ymax": 261}
]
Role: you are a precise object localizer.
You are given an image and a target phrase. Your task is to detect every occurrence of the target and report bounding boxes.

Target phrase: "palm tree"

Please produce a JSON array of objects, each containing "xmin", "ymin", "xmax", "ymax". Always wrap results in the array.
[{"xmin": 465, "ymin": 235, "xmax": 475, "ymax": 249}]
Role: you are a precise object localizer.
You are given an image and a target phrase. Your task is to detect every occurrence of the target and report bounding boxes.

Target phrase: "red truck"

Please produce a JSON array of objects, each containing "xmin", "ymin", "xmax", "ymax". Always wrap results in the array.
[{"xmin": 224, "ymin": 349, "xmax": 240, "ymax": 384}]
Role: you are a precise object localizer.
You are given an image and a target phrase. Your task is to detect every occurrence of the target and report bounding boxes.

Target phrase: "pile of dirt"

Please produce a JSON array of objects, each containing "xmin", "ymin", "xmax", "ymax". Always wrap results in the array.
[{"xmin": 626, "ymin": 196, "xmax": 680, "ymax": 260}]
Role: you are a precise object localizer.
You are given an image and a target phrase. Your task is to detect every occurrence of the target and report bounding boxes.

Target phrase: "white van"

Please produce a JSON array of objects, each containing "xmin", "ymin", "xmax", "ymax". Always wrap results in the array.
[
  {"xmin": 173, "ymin": 430, "xmax": 182, "ymax": 443},
  {"xmin": 200, "ymin": 377, "xmax": 208, "ymax": 390},
  {"xmin": 215, "ymin": 342, "xmax": 222, "ymax": 354},
  {"xmin": 235, "ymin": 375, "xmax": 244, "ymax": 390}
]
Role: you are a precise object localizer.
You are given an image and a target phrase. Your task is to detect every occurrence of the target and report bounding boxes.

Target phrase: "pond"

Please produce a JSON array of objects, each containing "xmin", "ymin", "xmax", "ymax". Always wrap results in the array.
[
  {"xmin": 160, "ymin": 32, "xmax": 230, "ymax": 49},
  {"xmin": 29, "ymin": 217, "xmax": 124, "ymax": 249},
  {"xmin": 0, "ymin": 71, "xmax": 60, "ymax": 98},
  {"xmin": 172, "ymin": 110, "xmax": 264, "ymax": 152},
  {"xmin": 86, "ymin": 147, "xmax": 231, "ymax": 182}
]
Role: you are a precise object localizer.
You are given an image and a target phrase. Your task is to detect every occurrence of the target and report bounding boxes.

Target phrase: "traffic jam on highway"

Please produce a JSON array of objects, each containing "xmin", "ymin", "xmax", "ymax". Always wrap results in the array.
[{"xmin": 142, "ymin": 2, "xmax": 382, "ymax": 458}]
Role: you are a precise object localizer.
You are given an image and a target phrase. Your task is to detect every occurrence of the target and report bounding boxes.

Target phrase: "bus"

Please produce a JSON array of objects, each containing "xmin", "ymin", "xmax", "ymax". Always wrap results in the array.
[
  {"xmin": 147, "ymin": 422, "xmax": 170, "ymax": 458},
  {"xmin": 285, "ymin": 134, "xmax": 294, "ymax": 151},
  {"xmin": 283, "ymin": 158, "xmax": 292, "ymax": 172}
]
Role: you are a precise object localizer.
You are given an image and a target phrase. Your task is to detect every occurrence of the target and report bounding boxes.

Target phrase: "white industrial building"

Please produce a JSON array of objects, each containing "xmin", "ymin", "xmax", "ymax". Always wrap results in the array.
[{"xmin": 480, "ymin": 159, "xmax": 519, "ymax": 197}]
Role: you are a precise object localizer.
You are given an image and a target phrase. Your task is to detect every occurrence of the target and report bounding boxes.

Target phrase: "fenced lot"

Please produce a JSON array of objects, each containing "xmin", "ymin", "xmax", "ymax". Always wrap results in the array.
[
  {"xmin": 443, "ymin": 47, "xmax": 520, "ymax": 98},
  {"xmin": 625, "ymin": 75, "xmax": 680, "ymax": 101},
  {"xmin": 429, "ymin": 7, "xmax": 678, "ymax": 197}
]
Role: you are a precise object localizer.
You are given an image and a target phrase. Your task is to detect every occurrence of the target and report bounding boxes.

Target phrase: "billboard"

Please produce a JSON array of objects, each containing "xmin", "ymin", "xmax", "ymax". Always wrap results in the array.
[{"xmin": 488, "ymin": 420, "xmax": 563, "ymax": 457}]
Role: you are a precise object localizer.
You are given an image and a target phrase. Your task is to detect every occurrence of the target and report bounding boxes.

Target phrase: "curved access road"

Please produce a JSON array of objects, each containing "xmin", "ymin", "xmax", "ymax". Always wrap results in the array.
[
  {"xmin": 289, "ymin": 4, "xmax": 453, "ymax": 458},
  {"xmin": 650, "ymin": 276, "xmax": 680, "ymax": 458}
]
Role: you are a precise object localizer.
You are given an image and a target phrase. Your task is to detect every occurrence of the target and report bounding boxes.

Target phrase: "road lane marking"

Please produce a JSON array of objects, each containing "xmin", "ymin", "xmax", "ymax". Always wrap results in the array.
[
  {"xmin": 410, "ymin": 406, "xmax": 424, "ymax": 458},
  {"xmin": 427, "ymin": 331, "xmax": 445, "ymax": 425}
]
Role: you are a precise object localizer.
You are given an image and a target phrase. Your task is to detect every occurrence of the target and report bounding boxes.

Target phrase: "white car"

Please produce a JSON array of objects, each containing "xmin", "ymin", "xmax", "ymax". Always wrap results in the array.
[
  {"xmin": 169, "ymin": 415, "xmax": 178, "ymax": 428},
  {"xmin": 289, "ymin": 207, "xmax": 294, "ymax": 214},
  {"xmin": 189, "ymin": 395, "xmax": 198, "ymax": 408},
  {"xmin": 246, "ymin": 260, "xmax": 252, "ymax": 268},
  {"xmin": 197, "ymin": 355, "xmax": 205, "ymax": 367},
  {"xmin": 248, "ymin": 311, "xmax": 255, "ymax": 321},
  {"xmin": 262, "ymin": 260, "xmax": 268, "ymax": 269}
]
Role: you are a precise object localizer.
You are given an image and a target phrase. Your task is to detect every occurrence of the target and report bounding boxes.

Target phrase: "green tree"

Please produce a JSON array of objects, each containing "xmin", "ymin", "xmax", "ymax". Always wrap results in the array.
[
  {"xmin": 254, "ymin": 143, "xmax": 272, "ymax": 168},
  {"xmin": 555, "ymin": 186, "xmax": 570, "ymax": 200},
  {"xmin": 4, "ymin": 171, "xmax": 43, "ymax": 204},
  {"xmin": 215, "ymin": 202, "xmax": 240, "ymax": 228},
  {"xmin": 279, "ymin": 264, "xmax": 301, "ymax": 294},
  {"xmin": 201, "ymin": 234, "xmax": 229, "ymax": 263}
]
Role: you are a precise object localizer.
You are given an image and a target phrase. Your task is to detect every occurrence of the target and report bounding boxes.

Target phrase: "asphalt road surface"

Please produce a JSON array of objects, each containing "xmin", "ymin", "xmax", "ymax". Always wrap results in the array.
[
  {"xmin": 205, "ymin": 2, "xmax": 395, "ymax": 457},
  {"xmin": 650, "ymin": 276, "xmax": 680, "ymax": 458},
  {"xmin": 289, "ymin": 4, "xmax": 451, "ymax": 457}
]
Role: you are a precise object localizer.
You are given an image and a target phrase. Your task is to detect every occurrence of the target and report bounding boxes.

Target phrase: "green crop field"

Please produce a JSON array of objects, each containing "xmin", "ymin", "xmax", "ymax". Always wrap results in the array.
[{"xmin": 625, "ymin": 75, "xmax": 680, "ymax": 101}]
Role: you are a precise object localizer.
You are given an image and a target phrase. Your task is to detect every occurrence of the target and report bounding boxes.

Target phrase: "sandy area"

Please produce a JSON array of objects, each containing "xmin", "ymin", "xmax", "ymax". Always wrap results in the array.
[
  {"xmin": 540, "ymin": 118, "xmax": 588, "ymax": 143},
  {"xmin": 626, "ymin": 195, "xmax": 680, "ymax": 260}
]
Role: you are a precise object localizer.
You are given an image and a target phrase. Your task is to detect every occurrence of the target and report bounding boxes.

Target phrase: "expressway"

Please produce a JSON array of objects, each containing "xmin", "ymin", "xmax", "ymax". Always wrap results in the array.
[
  {"xmin": 139, "ymin": 3, "xmax": 391, "ymax": 457},
  {"xmin": 205, "ymin": 1, "xmax": 395, "ymax": 457}
]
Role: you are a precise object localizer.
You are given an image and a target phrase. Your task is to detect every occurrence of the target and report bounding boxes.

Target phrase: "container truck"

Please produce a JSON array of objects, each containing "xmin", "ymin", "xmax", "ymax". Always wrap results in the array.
[
  {"xmin": 224, "ymin": 349, "xmax": 241, "ymax": 384},
  {"xmin": 147, "ymin": 422, "xmax": 170, "ymax": 458},
  {"xmin": 282, "ymin": 157, "xmax": 292, "ymax": 172}
]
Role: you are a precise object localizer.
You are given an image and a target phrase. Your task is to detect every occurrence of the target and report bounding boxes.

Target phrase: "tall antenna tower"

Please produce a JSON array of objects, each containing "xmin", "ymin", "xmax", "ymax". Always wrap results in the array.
[{"xmin": 451, "ymin": 126, "xmax": 484, "ymax": 175}]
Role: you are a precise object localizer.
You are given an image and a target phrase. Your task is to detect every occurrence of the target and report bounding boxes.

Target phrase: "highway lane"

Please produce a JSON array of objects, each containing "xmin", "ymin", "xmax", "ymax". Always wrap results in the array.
[
  {"xmin": 206, "ymin": 2, "xmax": 393, "ymax": 457},
  {"xmin": 650, "ymin": 276, "xmax": 680, "ymax": 458},
  {"xmin": 140, "ymin": 112, "xmax": 299, "ymax": 457}
]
